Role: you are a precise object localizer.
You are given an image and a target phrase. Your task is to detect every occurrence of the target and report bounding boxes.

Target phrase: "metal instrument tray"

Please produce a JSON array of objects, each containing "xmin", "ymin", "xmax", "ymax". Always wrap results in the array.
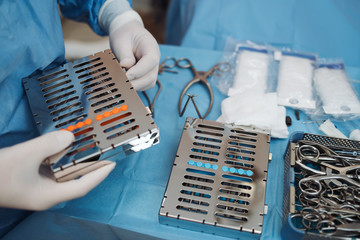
[
  {"xmin": 23, "ymin": 49, "xmax": 159, "ymax": 182},
  {"xmin": 282, "ymin": 132, "xmax": 360, "ymax": 240},
  {"xmin": 159, "ymin": 118, "xmax": 271, "ymax": 239}
]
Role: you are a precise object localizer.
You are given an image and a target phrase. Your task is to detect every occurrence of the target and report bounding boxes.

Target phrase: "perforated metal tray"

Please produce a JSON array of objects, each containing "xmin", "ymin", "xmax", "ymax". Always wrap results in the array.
[
  {"xmin": 23, "ymin": 49, "xmax": 159, "ymax": 182},
  {"xmin": 159, "ymin": 118, "xmax": 271, "ymax": 239}
]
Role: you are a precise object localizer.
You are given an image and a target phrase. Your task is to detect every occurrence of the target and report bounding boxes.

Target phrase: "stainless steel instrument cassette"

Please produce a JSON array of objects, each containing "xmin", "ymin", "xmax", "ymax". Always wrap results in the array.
[
  {"xmin": 23, "ymin": 49, "xmax": 159, "ymax": 182},
  {"xmin": 159, "ymin": 118, "xmax": 271, "ymax": 239}
]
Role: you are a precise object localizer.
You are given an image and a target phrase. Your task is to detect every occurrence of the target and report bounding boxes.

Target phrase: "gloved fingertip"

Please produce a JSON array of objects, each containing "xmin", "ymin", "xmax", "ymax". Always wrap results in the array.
[
  {"xmin": 126, "ymin": 72, "xmax": 135, "ymax": 81},
  {"xmin": 120, "ymin": 57, "xmax": 136, "ymax": 69},
  {"xmin": 54, "ymin": 130, "xmax": 75, "ymax": 145},
  {"xmin": 103, "ymin": 161, "xmax": 116, "ymax": 171}
]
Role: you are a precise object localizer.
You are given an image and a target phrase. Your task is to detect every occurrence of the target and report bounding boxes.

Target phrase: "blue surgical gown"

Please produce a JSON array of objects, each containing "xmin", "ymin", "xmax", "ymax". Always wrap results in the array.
[
  {"xmin": 166, "ymin": 0, "xmax": 360, "ymax": 68},
  {"xmin": 0, "ymin": 0, "xmax": 120, "ymax": 236}
]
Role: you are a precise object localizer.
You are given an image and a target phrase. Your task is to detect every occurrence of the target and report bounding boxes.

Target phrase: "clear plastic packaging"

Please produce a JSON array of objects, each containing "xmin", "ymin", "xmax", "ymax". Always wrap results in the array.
[
  {"xmin": 228, "ymin": 44, "xmax": 272, "ymax": 96},
  {"xmin": 277, "ymin": 50, "xmax": 317, "ymax": 110},
  {"xmin": 211, "ymin": 40, "xmax": 275, "ymax": 96},
  {"xmin": 313, "ymin": 59, "xmax": 360, "ymax": 118}
]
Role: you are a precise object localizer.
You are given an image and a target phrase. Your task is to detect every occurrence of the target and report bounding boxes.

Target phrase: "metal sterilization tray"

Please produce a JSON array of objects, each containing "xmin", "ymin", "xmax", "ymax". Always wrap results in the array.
[
  {"xmin": 159, "ymin": 118, "xmax": 271, "ymax": 239},
  {"xmin": 23, "ymin": 49, "xmax": 159, "ymax": 182}
]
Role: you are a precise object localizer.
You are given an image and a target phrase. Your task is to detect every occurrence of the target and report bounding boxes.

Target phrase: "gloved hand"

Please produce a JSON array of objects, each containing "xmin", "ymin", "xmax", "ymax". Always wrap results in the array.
[
  {"xmin": 0, "ymin": 131, "xmax": 116, "ymax": 211},
  {"xmin": 110, "ymin": 20, "xmax": 160, "ymax": 91},
  {"xmin": 99, "ymin": 0, "xmax": 160, "ymax": 91}
]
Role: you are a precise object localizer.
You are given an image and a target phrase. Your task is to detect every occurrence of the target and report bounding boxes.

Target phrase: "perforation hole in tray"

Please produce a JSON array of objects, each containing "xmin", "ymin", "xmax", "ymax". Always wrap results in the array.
[
  {"xmin": 184, "ymin": 175, "xmax": 214, "ymax": 184},
  {"xmin": 103, "ymin": 119, "xmax": 135, "ymax": 133},
  {"xmin": 221, "ymin": 181, "xmax": 252, "ymax": 190},
  {"xmin": 182, "ymin": 182, "xmax": 213, "ymax": 191},
  {"xmin": 48, "ymin": 96, "xmax": 79, "ymax": 110},
  {"xmin": 80, "ymin": 72, "xmax": 110, "ymax": 85},
  {"xmin": 39, "ymin": 74, "xmax": 69, "ymax": 87},
  {"xmin": 77, "ymin": 67, "xmax": 107, "ymax": 80},
  {"xmin": 195, "ymin": 135, "xmax": 222, "ymax": 143},
  {"xmin": 228, "ymin": 141, "xmax": 256, "ymax": 149},
  {"xmin": 50, "ymin": 102, "xmax": 81, "ymax": 115},
  {"xmin": 230, "ymin": 129, "xmax": 258, "ymax": 137},
  {"xmin": 94, "ymin": 100, "xmax": 125, "ymax": 113},
  {"xmin": 85, "ymin": 83, "xmax": 115, "ymax": 96},
  {"xmin": 189, "ymin": 154, "xmax": 218, "ymax": 162},
  {"xmin": 41, "ymin": 79, "xmax": 71, "ymax": 92},
  {"xmin": 229, "ymin": 135, "xmax": 257, "ymax": 142},
  {"xmin": 224, "ymin": 160, "xmax": 254, "ymax": 169},
  {"xmin": 219, "ymin": 188, "xmax": 251, "ymax": 198},
  {"xmin": 82, "ymin": 77, "xmax": 112, "ymax": 90},
  {"xmin": 215, "ymin": 213, "xmax": 248, "ymax": 222},
  {"xmin": 227, "ymin": 147, "xmax": 255, "ymax": 156},
  {"xmin": 90, "ymin": 94, "xmax": 122, "ymax": 108},
  {"xmin": 176, "ymin": 205, "xmax": 208, "ymax": 215},
  {"xmin": 75, "ymin": 61, "xmax": 104, "ymax": 74},
  {"xmin": 196, "ymin": 130, "xmax": 223, "ymax": 137},
  {"xmin": 186, "ymin": 168, "xmax": 216, "ymax": 176},
  {"xmin": 217, "ymin": 204, "xmax": 249, "ymax": 214},
  {"xmin": 218, "ymin": 196, "xmax": 250, "ymax": 206},
  {"xmin": 178, "ymin": 197, "xmax": 210, "ymax": 207},
  {"xmin": 73, "ymin": 57, "xmax": 101, "ymax": 69},
  {"xmin": 197, "ymin": 124, "xmax": 225, "ymax": 132},
  {"xmin": 222, "ymin": 174, "xmax": 252, "ymax": 183},
  {"xmin": 88, "ymin": 88, "xmax": 118, "ymax": 101},
  {"xmin": 52, "ymin": 107, "xmax": 84, "ymax": 122},
  {"xmin": 180, "ymin": 189, "xmax": 211, "ymax": 199},
  {"xmin": 44, "ymin": 86, "xmax": 75, "ymax": 99},
  {"xmin": 226, "ymin": 153, "xmax": 255, "ymax": 162},
  {"xmin": 106, "ymin": 125, "xmax": 139, "ymax": 140},
  {"xmin": 55, "ymin": 114, "xmax": 87, "ymax": 128},
  {"xmin": 193, "ymin": 142, "xmax": 221, "ymax": 149},
  {"xmin": 191, "ymin": 148, "xmax": 219, "ymax": 156},
  {"xmin": 37, "ymin": 69, "xmax": 67, "ymax": 82}
]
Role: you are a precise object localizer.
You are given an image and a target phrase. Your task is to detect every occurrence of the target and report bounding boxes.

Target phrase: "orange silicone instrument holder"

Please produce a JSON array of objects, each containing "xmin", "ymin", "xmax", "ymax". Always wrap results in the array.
[
  {"xmin": 61, "ymin": 105, "xmax": 129, "ymax": 132},
  {"xmin": 95, "ymin": 105, "xmax": 128, "ymax": 121},
  {"xmin": 62, "ymin": 118, "xmax": 92, "ymax": 131}
]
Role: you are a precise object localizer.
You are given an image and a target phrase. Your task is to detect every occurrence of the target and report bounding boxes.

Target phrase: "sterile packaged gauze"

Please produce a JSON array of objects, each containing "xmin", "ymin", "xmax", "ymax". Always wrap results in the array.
[
  {"xmin": 314, "ymin": 59, "xmax": 360, "ymax": 118},
  {"xmin": 277, "ymin": 51, "xmax": 317, "ymax": 110},
  {"xmin": 227, "ymin": 44, "xmax": 274, "ymax": 96},
  {"xmin": 211, "ymin": 40, "xmax": 274, "ymax": 96}
]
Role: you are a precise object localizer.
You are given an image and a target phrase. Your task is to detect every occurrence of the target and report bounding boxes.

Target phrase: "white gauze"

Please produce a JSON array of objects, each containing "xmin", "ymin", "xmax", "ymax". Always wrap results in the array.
[
  {"xmin": 314, "ymin": 67, "xmax": 360, "ymax": 115},
  {"xmin": 219, "ymin": 92, "xmax": 288, "ymax": 138},
  {"xmin": 277, "ymin": 55, "xmax": 315, "ymax": 109},
  {"xmin": 228, "ymin": 50, "xmax": 269, "ymax": 96}
]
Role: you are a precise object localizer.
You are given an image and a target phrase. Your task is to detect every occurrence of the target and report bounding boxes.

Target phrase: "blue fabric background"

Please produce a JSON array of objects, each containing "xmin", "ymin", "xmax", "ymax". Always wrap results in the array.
[
  {"xmin": 2, "ymin": 45, "xmax": 360, "ymax": 239},
  {"xmin": 166, "ymin": 0, "xmax": 360, "ymax": 68}
]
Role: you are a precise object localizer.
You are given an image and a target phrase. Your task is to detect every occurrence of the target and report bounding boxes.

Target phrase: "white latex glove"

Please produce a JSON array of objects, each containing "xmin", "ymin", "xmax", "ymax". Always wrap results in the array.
[
  {"xmin": 98, "ymin": 0, "xmax": 160, "ymax": 91},
  {"xmin": 110, "ymin": 20, "xmax": 160, "ymax": 91},
  {"xmin": 0, "ymin": 131, "xmax": 116, "ymax": 211}
]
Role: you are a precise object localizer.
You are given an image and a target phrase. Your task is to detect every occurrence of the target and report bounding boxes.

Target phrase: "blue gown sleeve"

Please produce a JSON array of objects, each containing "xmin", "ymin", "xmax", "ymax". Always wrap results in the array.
[{"xmin": 58, "ymin": 0, "xmax": 132, "ymax": 36}]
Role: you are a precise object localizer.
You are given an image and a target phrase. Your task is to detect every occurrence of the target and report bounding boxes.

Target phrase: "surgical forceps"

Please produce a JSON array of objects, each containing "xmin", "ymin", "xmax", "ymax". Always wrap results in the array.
[
  {"xmin": 296, "ymin": 144, "xmax": 360, "ymax": 195},
  {"xmin": 142, "ymin": 57, "xmax": 178, "ymax": 117},
  {"xmin": 297, "ymin": 141, "xmax": 360, "ymax": 166},
  {"xmin": 176, "ymin": 58, "xmax": 231, "ymax": 119},
  {"xmin": 158, "ymin": 57, "xmax": 178, "ymax": 74}
]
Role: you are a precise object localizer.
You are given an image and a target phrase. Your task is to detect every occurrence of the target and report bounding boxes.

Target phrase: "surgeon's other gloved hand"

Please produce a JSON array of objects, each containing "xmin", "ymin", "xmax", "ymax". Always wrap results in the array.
[
  {"xmin": 99, "ymin": 0, "xmax": 160, "ymax": 91},
  {"xmin": 0, "ymin": 131, "xmax": 116, "ymax": 211}
]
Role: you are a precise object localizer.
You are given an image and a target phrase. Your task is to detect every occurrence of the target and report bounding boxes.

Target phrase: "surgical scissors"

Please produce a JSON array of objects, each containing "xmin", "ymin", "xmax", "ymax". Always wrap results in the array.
[
  {"xmin": 296, "ymin": 143, "xmax": 360, "ymax": 195},
  {"xmin": 176, "ymin": 58, "xmax": 231, "ymax": 119}
]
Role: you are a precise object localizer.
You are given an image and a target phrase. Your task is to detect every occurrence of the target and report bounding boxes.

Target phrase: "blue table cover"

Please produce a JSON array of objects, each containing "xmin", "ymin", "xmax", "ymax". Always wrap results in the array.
[{"xmin": 3, "ymin": 44, "xmax": 360, "ymax": 240}]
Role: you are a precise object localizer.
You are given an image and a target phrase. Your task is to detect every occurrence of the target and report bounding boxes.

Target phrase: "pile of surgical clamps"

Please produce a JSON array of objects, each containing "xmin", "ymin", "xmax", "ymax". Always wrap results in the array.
[{"xmin": 283, "ymin": 133, "xmax": 360, "ymax": 239}]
